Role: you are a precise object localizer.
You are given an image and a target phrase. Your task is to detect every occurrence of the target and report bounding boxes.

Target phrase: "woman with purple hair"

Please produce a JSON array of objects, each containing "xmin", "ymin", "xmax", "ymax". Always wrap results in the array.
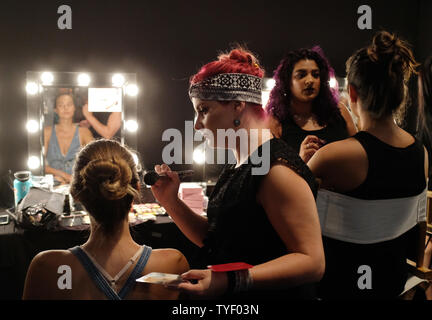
[{"xmin": 266, "ymin": 46, "xmax": 357, "ymax": 163}]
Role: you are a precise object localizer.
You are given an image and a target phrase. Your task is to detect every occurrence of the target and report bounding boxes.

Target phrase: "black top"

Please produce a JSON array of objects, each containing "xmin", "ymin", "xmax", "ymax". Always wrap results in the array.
[
  {"xmin": 199, "ymin": 138, "xmax": 319, "ymax": 299},
  {"xmin": 89, "ymin": 112, "xmax": 121, "ymax": 140},
  {"xmin": 281, "ymin": 116, "xmax": 348, "ymax": 153},
  {"xmin": 319, "ymin": 131, "xmax": 426, "ymax": 300}
]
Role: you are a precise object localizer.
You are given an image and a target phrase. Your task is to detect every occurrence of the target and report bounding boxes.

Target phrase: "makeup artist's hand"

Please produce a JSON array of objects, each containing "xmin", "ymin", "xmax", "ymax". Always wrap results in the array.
[
  {"xmin": 151, "ymin": 164, "xmax": 181, "ymax": 207},
  {"xmin": 300, "ymin": 135, "xmax": 325, "ymax": 163},
  {"xmin": 174, "ymin": 269, "xmax": 228, "ymax": 298}
]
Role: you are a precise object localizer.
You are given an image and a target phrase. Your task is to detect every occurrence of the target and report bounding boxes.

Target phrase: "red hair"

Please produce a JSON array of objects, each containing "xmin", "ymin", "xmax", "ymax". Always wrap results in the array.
[{"xmin": 190, "ymin": 48, "xmax": 265, "ymax": 84}]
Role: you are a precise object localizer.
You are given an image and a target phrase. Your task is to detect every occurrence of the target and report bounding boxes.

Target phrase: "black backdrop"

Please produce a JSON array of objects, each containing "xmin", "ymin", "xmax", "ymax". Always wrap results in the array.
[{"xmin": 0, "ymin": 0, "xmax": 431, "ymax": 207}]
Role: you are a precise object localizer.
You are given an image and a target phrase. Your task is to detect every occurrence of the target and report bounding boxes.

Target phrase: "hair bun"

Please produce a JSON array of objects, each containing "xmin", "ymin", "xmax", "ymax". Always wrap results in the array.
[
  {"xmin": 226, "ymin": 49, "xmax": 254, "ymax": 65},
  {"xmin": 80, "ymin": 158, "xmax": 132, "ymax": 201},
  {"xmin": 367, "ymin": 31, "xmax": 418, "ymax": 79},
  {"xmin": 367, "ymin": 31, "xmax": 399, "ymax": 62}
]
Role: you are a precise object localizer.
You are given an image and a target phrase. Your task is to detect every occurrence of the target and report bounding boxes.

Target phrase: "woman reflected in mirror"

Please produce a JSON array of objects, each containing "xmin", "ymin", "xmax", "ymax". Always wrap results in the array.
[
  {"xmin": 81, "ymin": 103, "xmax": 122, "ymax": 140},
  {"xmin": 44, "ymin": 93, "xmax": 94, "ymax": 184}
]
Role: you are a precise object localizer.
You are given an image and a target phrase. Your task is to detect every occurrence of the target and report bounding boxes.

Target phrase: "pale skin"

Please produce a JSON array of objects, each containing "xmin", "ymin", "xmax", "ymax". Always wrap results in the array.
[
  {"xmin": 81, "ymin": 103, "xmax": 122, "ymax": 139},
  {"xmin": 151, "ymin": 98, "xmax": 325, "ymax": 298},
  {"xmin": 269, "ymin": 59, "xmax": 357, "ymax": 163},
  {"xmin": 44, "ymin": 95, "xmax": 94, "ymax": 184},
  {"xmin": 308, "ymin": 84, "xmax": 428, "ymax": 193},
  {"xmin": 23, "ymin": 200, "xmax": 189, "ymax": 300}
]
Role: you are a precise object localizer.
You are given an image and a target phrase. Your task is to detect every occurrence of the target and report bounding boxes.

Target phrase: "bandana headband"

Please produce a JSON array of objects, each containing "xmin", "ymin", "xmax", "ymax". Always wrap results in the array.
[{"xmin": 189, "ymin": 73, "xmax": 263, "ymax": 105}]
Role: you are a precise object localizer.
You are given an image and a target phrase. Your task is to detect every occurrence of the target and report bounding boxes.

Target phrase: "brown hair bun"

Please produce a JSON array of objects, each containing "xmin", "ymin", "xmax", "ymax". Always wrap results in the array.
[{"xmin": 80, "ymin": 158, "xmax": 132, "ymax": 201}]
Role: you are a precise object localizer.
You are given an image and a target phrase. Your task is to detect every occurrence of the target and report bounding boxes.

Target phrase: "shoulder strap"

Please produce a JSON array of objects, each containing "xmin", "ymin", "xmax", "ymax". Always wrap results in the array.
[
  {"xmin": 118, "ymin": 245, "xmax": 152, "ymax": 299},
  {"xmin": 48, "ymin": 125, "xmax": 60, "ymax": 152},
  {"xmin": 69, "ymin": 246, "xmax": 121, "ymax": 300}
]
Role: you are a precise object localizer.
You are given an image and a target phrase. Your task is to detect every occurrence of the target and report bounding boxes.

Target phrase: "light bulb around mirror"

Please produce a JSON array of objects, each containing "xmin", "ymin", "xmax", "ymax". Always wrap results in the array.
[
  {"xmin": 265, "ymin": 78, "xmax": 276, "ymax": 90},
  {"xmin": 26, "ymin": 82, "xmax": 39, "ymax": 95},
  {"xmin": 193, "ymin": 148, "xmax": 206, "ymax": 165},
  {"xmin": 26, "ymin": 119, "xmax": 39, "ymax": 133},
  {"xmin": 41, "ymin": 72, "xmax": 54, "ymax": 85},
  {"xmin": 27, "ymin": 156, "xmax": 40, "ymax": 170},
  {"xmin": 126, "ymin": 84, "xmax": 139, "ymax": 96},
  {"xmin": 112, "ymin": 74, "xmax": 125, "ymax": 87},
  {"xmin": 77, "ymin": 73, "xmax": 91, "ymax": 86},
  {"xmin": 329, "ymin": 77, "xmax": 337, "ymax": 89},
  {"xmin": 125, "ymin": 120, "xmax": 138, "ymax": 132}
]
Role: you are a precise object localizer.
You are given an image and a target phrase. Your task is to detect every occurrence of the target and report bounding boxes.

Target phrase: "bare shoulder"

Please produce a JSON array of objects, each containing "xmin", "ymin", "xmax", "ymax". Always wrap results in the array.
[
  {"xmin": 23, "ymin": 249, "xmax": 75, "ymax": 299},
  {"xmin": 147, "ymin": 248, "xmax": 189, "ymax": 274},
  {"xmin": 78, "ymin": 126, "xmax": 90, "ymax": 134},
  {"xmin": 78, "ymin": 126, "xmax": 93, "ymax": 137},
  {"xmin": 30, "ymin": 249, "xmax": 74, "ymax": 270},
  {"xmin": 78, "ymin": 126, "xmax": 94, "ymax": 144},
  {"xmin": 309, "ymin": 138, "xmax": 368, "ymax": 191},
  {"xmin": 311, "ymin": 138, "xmax": 364, "ymax": 167}
]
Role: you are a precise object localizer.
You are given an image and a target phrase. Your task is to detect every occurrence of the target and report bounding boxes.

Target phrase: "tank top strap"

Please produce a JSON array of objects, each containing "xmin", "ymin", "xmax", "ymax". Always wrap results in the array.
[
  {"xmin": 118, "ymin": 245, "xmax": 152, "ymax": 299},
  {"xmin": 47, "ymin": 125, "xmax": 61, "ymax": 156},
  {"xmin": 351, "ymin": 131, "xmax": 380, "ymax": 170},
  {"xmin": 65, "ymin": 125, "xmax": 81, "ymax": 159},
  {"xmin": 352, "ymin": 131, "xmax": 375, "ymax": 149},
  {"xmin": 69, "ymin": 246, "xmax": 121, "ymax": 300}
]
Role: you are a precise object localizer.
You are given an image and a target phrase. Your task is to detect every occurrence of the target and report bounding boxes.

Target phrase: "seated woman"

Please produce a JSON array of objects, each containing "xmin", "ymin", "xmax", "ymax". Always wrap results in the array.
[
  {"xmin": 266, "ymin": 46, "xmax": 357, "ymax": 163},
  {"xmin": 44, "ymin": 93, "xmax": 94, "ymax": 184},
  {"xmin": 23, "ymin": 139, "xmax": 189, "ymax": 299},
  {"xmin": 308, "ymin": 31, "xmax": 427, "ymax": 299}
]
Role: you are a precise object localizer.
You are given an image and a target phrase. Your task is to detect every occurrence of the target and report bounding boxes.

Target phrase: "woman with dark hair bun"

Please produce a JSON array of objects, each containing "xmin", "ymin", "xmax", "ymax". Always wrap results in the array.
[
  {"xmin": 267, "ymin": 46, "xmax": 357, "ymax": 163},
  {"xmin": 308, "ymin": 31, "xmax": 427, "ymax": 299},
  {"xmin": 23, "ymin": 139, "xmax": 189, "ymax": 299},
  {"xmin": 151, "ymin": 47, "xmax": 324, "ymax": 299}
]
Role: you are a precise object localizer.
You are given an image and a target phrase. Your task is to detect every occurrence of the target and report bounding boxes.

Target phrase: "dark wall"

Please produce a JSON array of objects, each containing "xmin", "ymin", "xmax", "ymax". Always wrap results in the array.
[
  {"xmin": 418, "ymin": 0, "xmax": 432, "ymax": 62},
  {"xmin": 0, "ymin": 0, "xmax": 430, "ymax": 206}
]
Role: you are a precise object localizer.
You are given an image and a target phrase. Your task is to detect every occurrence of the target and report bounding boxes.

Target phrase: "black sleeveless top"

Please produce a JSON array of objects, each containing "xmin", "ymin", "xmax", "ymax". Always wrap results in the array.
[
  {"xmin": 344, "ymin": 131, "xmax": 426, "ymax": 199},
  {"xmin": 89, "ymin": 112, "xmax": 121, "ymax": 140},
  {"xmin": 319, "ymin": 131, "xmax": 426, "ymax": 300},
  {"xmin": 281, "ymin": 116, "xmax": 348, "ymax": 152},
  {"xmin": 199, "ymin": 138, "xmax": 318, "ymax": 299}
]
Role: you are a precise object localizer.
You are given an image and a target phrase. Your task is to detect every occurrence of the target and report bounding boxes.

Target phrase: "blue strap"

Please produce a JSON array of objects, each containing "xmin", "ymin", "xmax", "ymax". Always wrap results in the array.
[
  {"xmin": 118, "ymin": 245, "xmax": 152, "ymax": 299},
  {"xmin": 69, "ymin": 245, "xmax": 153, "ymax": 300},
  {"xmin": 69, "ymin": 246, "xmax": 121, "ymax": 300}
]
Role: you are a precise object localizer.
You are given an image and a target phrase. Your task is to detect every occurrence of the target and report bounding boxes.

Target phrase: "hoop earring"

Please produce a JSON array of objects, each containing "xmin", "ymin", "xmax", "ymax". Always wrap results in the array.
[{"xmin": 233, "ymin": 119, "xmax": 241, "ymax": 127}]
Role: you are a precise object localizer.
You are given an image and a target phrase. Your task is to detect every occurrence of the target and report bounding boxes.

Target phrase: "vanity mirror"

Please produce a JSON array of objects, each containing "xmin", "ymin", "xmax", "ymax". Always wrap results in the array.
[{"xmin": 25, "ymin": 71, "xmax": 139, "ymax": 178}]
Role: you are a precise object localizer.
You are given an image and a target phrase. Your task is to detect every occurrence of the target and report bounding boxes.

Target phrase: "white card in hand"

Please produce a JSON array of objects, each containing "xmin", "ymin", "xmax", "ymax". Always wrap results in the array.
[{"xmin": 136, "ymin": 272, "xmax": 183, "ymax": 285}]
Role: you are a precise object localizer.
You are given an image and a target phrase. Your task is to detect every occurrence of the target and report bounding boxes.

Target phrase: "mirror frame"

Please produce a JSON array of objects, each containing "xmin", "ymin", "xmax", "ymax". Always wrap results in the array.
[{"xmin": 26, "ymin": 71, "xmax": 138, "ymax": 176}]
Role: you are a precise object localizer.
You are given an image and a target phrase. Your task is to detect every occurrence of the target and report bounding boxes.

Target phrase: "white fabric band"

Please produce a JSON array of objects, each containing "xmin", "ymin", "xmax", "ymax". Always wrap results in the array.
[{"xmin": 316, "ymin": 188, "xmax": 427, "ymax": 244}]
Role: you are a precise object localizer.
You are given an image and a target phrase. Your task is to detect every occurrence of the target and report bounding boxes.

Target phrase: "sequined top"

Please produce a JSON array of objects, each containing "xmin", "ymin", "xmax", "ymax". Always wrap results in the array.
[{"xmin": 199, "ymin": 138, "xmax": 318, "ymax": 299}]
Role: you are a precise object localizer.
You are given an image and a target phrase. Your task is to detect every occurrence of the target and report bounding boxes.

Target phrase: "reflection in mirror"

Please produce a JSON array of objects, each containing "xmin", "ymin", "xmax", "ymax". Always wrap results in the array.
[
  {"xmin": 26, "ymin": 72, "xmax": 138, "ymax": 181},
  {"xmin": 43, "ymin": 87, "xmax": 94, "ymax": 185}
]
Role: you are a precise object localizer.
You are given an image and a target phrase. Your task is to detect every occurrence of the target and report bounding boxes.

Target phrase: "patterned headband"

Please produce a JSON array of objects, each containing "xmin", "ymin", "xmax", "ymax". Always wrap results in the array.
[{"xmin": 188, "ymin": 73, "xmax": 263, "ymax": 105}]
